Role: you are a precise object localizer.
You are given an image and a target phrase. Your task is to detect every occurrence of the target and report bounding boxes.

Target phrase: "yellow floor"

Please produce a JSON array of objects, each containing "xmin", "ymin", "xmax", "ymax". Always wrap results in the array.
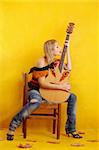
[{"xmin": 0, "ymin": 128, "xmax": 99, "ymax": 150}]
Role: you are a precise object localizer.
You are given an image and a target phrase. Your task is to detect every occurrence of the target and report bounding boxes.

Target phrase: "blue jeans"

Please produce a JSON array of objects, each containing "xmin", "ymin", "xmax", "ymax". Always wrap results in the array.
[
  {"xmin": 65, "ymin": 93, "xmax": 76, "ymax": 134},
  {"xmin": 9, "ymin": 90, "xmax": 43, "ymax": 131},
  {"xmin": 9, "ymin": 90, "xmax": 76, "ymax": 133}
]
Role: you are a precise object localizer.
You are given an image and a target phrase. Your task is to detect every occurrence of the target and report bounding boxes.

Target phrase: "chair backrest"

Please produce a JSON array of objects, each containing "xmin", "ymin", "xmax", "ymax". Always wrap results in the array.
[{"xmin": 23, "ymin": 73, "xmax": 28, "ymax": 106}]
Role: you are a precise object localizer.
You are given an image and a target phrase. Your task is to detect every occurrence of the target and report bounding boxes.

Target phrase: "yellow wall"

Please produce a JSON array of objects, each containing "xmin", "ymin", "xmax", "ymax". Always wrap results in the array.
[
  {"xmin": 0, "ymin": 1, "xmax": 98, "ymax": 131},
  {"xmin": 98, "ymin": 1, "xmax": 99, "ymax": 131}
]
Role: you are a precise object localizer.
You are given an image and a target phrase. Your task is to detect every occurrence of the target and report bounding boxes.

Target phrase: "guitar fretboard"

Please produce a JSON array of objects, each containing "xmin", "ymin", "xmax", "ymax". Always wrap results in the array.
[{"xmin": 59, "ymin": 34, "xmax": 70, "ymax": 73}]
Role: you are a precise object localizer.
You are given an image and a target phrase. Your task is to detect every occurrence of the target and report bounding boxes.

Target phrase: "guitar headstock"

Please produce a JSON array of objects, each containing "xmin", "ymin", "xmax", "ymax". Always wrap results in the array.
[{"xmin": 66, "ymin": 22, "xmax": 75, "ymax": 34}]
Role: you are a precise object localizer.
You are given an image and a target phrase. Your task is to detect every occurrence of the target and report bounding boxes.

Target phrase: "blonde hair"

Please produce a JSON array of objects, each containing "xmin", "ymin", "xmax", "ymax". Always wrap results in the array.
[{"xmin": 44, "ymin": 39, "xmax": 58, "ymax": 63}]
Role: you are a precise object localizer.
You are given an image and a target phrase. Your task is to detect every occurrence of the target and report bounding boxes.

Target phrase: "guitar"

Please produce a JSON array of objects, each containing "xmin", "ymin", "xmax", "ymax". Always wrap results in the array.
[{"xmin": 40, "ymin": 23, "xmax": 75, "ymax": 103}]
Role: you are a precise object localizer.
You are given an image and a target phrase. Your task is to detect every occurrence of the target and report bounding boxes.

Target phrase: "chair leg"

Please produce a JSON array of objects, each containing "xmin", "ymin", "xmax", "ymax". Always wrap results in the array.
[
  {"xmin": 53, "ymin": 109, "xmax": 56, "ymax": 134},
  {"xmin": 23, "ymin": 119, "xmax": 27, "ymax": 138},
  {"xmin": 57, "ymin": 104, "xmax": 61, "ymax": 139}
]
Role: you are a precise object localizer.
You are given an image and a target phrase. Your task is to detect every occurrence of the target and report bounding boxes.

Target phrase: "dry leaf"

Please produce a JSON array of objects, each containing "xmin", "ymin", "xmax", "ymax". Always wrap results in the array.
[
  {"xmin": 26, "ymin": 140, "xmax": 37, "ymax": 142},
  {"xmin": 78, "ymin": 131, "xmax": 85, "ymax": 134},
  {"xmin": 61, "ymin": 133, "xmax": 68, "ymax": 137},
  {"xmin": 18, "ymin": 143, "xmax": 32, "ymax": 148},
  {"xmin": 47, "ymin": 140, "xmax": 60, "ymax": 144},
  {"xmin": 71, "ymin": 143, "xmax": 84, "ymax": 147},
  {"xmin": 87, "ymin": 140, "xmax": 99, "ymax": 142},
  {"xmin": 0, "ymin": 137, "xmax": 3, "ymax": 141}
]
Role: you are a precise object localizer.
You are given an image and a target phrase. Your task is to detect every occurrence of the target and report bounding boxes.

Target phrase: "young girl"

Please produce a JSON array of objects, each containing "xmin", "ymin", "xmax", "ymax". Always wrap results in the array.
[{"xmin": 7, "ymin": 39, "xmax": 82, "ymax": 140}]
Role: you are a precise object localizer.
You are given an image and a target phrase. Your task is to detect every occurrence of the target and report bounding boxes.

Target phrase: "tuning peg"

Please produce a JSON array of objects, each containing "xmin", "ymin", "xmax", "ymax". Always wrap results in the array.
[{"xmin": 69, "ymin": 22, "xmax": 75, "ymax": 26}]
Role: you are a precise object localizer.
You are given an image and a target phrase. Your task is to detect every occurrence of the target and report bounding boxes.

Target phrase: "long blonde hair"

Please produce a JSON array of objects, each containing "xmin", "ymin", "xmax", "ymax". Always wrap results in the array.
[{"xmin": 44, "ymin": 39, "xmax": 58, "ymax": 63}]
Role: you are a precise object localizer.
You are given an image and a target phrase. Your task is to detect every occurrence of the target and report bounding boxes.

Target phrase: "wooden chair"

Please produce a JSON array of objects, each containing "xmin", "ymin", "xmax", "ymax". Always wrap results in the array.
[{"xmin": 22, "ymin": 73, "xmax": 61, "ymax": 139}]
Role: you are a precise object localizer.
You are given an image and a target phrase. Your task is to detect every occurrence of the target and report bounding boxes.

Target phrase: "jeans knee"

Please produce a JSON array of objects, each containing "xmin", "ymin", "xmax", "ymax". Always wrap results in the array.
[
  {"xmin": 21, "ymin": 102, "xmax": 41, "ymax": 120},
  {"xmin": 69, "ymin": 93, "xmax": 77, "ymax": 103},
  {"xmin": 30, "ymin": 100, "xmax": 41, "ymax": 106},
  {"xmin": 34, "ymin": 102, "xmax": 41, "ymax": 108},
  {"xmin": 29, "ymin": 101, "xmax": 41, "ymax": 113},
  {"xmin": 71, "ymin": 93, "xmax": 77, "ymax": 100}
]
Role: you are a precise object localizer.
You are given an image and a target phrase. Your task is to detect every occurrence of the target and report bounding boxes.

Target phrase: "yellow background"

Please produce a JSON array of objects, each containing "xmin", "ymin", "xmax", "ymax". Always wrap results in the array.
[{"xmin": 0, "ymin": 0, "xmax": 98, "ymax": 132}]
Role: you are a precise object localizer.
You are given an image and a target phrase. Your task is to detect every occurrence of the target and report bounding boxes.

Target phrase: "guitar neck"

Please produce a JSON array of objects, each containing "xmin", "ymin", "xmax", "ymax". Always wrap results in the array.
[{"xmin": 59, "ymin": 33, "xmax": 70, "ymax": 73}]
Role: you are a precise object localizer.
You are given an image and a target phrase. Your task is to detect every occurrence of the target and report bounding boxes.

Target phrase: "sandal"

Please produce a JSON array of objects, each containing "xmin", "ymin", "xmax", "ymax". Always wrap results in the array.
[
  {"xmin": 7, "ymin": 133, "xmax": 14, "ymax": 141},
  {"xmin": 67, "ymin": 132, "xmax": 83, "ymax": 138}
]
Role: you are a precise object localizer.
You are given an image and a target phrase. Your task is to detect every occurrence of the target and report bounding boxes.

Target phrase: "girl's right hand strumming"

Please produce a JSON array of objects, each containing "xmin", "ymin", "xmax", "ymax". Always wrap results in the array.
[{"xmin": 60, "ymin": 82, "xmax": 71, "ymax": 92}]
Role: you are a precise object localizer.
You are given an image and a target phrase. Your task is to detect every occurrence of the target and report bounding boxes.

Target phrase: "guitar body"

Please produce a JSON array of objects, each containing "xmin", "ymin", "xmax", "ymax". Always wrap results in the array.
[
  {"xmin": 40, "ymin": 22, "xmax": 74, "ymax": 104},
  {"xmin": 40, "ymin": 67, "xmax": 70, "ymax": 103}
]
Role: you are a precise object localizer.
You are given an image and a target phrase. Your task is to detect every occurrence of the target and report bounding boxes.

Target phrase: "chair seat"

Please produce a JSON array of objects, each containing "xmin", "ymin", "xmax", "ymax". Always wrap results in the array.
[{"xmin": 22, "ymin": 73, "xmax": 61, "ymax": 139}]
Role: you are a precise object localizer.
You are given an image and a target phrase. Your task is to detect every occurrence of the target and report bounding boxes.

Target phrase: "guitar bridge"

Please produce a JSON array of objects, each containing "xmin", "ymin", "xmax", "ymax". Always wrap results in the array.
[{"xmin": 60, "ymin": 71, "xmax": 70, "ymax": 81}]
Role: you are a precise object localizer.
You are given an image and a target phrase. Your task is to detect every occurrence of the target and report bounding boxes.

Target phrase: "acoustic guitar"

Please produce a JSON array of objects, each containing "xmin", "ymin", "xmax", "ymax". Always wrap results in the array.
[{"xmin": 40, "ymin": 23, "xmax": 75, "ymax": 103}]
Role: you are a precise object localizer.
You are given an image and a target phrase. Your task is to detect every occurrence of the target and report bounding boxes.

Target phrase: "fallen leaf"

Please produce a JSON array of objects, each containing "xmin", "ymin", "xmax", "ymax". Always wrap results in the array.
[
  {"xmin": 61, "ymin": 133, "xmax": 68, "ymax": 137},
  {"xmin": 71, "ymin": 143, "xmax": 84, "ymax": 147},
  {"xmin": 78, "ymin": 131, "xmax": 85, "ymax": 134},
  {"xmin": 47, "ymin": 140, "xmax": 60, "ymax": 144},
  {"xmin": 26, "ymin": 140, "xmax": 37, "ymax": 142},
  {"xmin": 18, "ymin": 143, "xmax": 32, "ymax": 148},
  {"xmin": 87, "ymin": 140, "xmax": 99, "ymax": 142},
  {"xmin": 0, "ymin": 137, "xmax": 3, "ymax": 141}
]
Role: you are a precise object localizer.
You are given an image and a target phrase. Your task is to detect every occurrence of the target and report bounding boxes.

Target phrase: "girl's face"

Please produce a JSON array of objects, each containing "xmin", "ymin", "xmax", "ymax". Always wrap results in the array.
[{"xmin": 52, "ymin": 42, "xmax": 62, "ymax": 57}]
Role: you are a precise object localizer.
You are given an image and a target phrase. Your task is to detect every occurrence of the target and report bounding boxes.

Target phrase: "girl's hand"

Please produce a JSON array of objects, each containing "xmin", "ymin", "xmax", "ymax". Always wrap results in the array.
[{"xmin": 60, "ymin": 82, "xmax": 71, "ymax": 92}]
